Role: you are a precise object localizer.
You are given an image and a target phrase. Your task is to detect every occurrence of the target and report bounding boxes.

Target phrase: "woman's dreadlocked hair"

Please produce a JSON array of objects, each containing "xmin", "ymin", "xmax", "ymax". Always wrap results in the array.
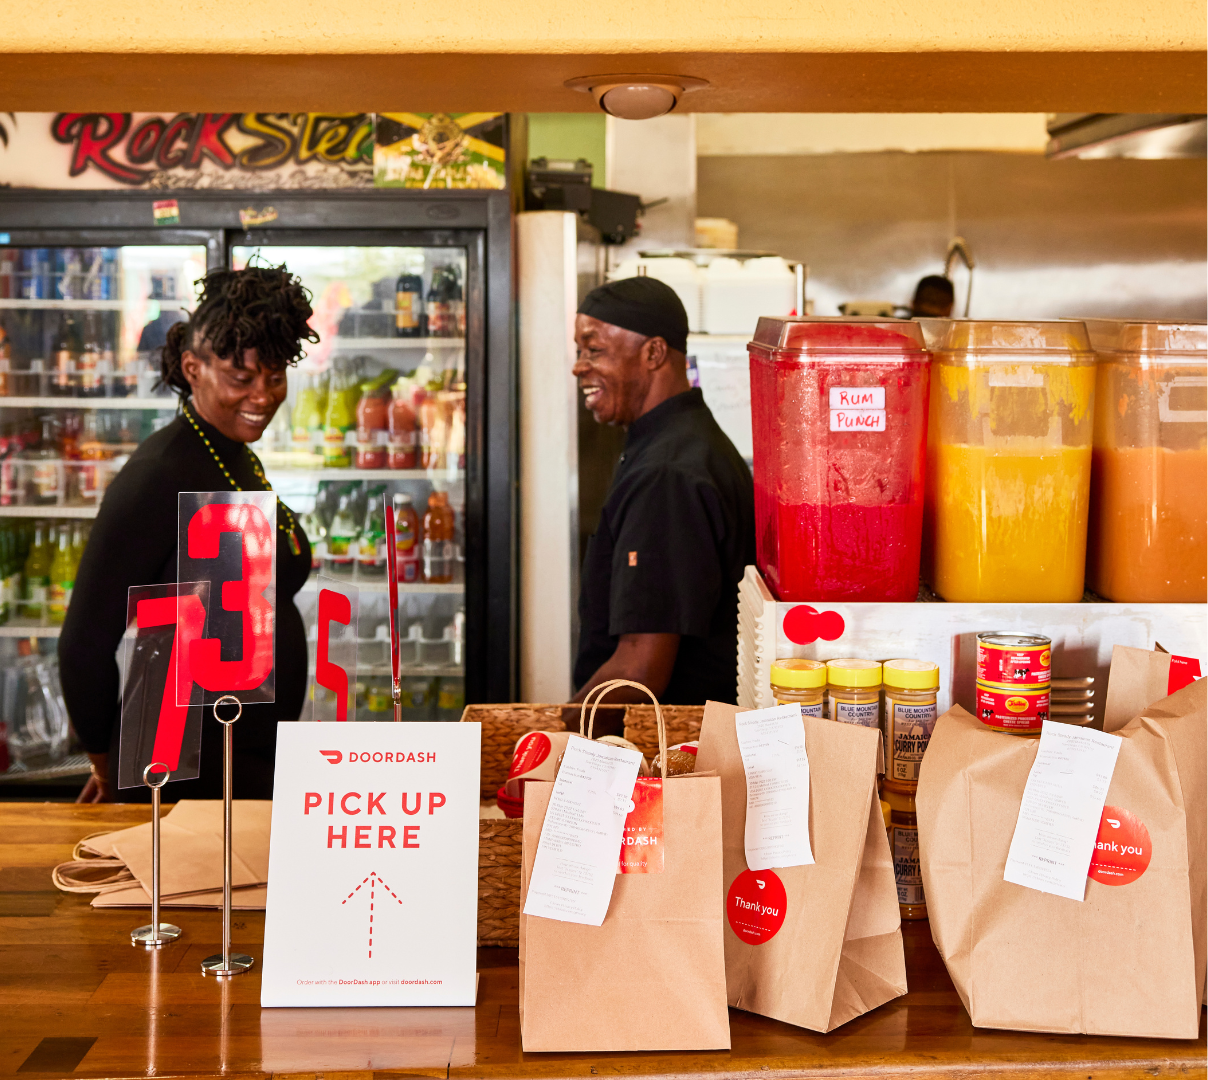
[{"xmin": 161, "ymin": 265, "xmax": 319, "ymax": 397}]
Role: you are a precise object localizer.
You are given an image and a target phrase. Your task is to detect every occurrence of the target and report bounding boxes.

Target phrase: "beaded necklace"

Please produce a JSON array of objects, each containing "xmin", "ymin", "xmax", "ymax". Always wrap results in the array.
[{"xmin": 181, "ymin": 400, "xmax": 303, "ymax": 556}]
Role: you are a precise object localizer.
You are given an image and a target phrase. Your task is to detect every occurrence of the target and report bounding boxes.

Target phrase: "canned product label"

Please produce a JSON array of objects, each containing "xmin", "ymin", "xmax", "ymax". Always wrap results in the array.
[
  {"xmin": 890, "ymin": 701, "xmax": 938, "ymax": 784},
  {"xmin": 892, "ymin": 825, "xmax": 924, "ymax": 905},
  {"xmin": 975, "ymin": 682, "xmax": 1050, "ymax": 732},
  {"xmin": 830, "ymin": 695, "xmax": 879, "ymax": 728},
  {"xmin": 977, "ymin": 635, "xmax": 1052, "ymax": 687},
  {"xmin": 801, "ymin": 702, "xmax": 824, "ymax": 718}
]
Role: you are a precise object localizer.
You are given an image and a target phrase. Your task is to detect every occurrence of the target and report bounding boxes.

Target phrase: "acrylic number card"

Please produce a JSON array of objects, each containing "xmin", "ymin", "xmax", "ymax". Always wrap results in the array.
[
  {"xmin": 310, "ymin": 577, "xmax": 359, "ymax": 722},
  {"xmin": 260, "ymin": 721, "xmax": 481, "ymax": 1006}
]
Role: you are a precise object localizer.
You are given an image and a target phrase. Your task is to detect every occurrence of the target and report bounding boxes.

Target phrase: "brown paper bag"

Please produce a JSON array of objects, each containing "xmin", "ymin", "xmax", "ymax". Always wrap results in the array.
[
  {"xmin": 1119, "ymin": 677, "xmax": 1206, "ymax": 1006},
  {"xmin": 917, "ymin": 706, "xmax": 1199, "ymax": 1039},
  {"xmin": 1104, "ymin": 644, "xmax": 1202, "ymax": 732},
  {"xmin": 695, "ymin": 701, "xmax": 906, "ymax": 1032},
  {"xmin": 518, "ymin": 681, "xmax": 731, "ymax": 1052}
]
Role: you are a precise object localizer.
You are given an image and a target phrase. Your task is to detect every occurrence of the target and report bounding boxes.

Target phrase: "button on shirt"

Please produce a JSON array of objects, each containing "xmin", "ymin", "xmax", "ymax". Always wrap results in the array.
[{"xmin": 575, "ymin": 388, "xmax": 755, "ymax": 704}]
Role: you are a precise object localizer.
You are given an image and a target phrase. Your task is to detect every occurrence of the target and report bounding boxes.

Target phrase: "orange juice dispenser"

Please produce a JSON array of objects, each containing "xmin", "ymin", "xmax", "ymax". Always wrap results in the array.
[
  {"xmin": 1085, "ymin": 320, "xmax": 1207, "ymax": 602},
  {"xmin": 923, "ymin": 321, "xmax": 1096, "ymax": 602},
  {"xmin": 748, "ymin": 318, "xmax": 931, "ymax": 601}
]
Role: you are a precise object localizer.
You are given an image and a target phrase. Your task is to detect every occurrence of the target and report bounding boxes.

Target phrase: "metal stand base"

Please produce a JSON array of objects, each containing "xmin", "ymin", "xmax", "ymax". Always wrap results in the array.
[
  {"xmin": 131, "ymin": 923, "xmax": 182, "ymax": 948},
  {"xmin": 200, "ymin": 952, "xmax": 255, "ymax": 978}
]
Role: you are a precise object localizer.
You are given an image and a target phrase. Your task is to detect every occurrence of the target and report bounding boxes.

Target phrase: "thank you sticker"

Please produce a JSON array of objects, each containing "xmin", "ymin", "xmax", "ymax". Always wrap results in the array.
[
  {"xmin": 726, "ymin": 869, "xmax": 787, "ymax": 944},
  {"xmin": 1088, "ymin": 805, "xmax": 1151, "ymax": 886}
]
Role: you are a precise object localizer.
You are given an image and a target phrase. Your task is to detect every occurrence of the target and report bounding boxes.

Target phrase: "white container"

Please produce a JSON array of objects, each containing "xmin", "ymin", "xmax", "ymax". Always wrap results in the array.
[{"xmin": 701, "ymin": 256, "xmax": 795, "ymax": 336}]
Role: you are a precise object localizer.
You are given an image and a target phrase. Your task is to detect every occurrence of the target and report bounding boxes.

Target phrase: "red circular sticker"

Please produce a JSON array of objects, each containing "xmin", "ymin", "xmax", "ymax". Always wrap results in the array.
[
  {"xmin": 726, "ymin": 869, "xmax": 787, "ymax": 944},
  {"xmin": 507, "ymin": 731, "xmax": 551, "ymax": 778},
  {"xmin": 1088, "ymin": 805, "xmax": 1152, "ymax": 886},
  {"xmin": 782, "ymin": 605, "xmax": 845, "ymax": 645}
]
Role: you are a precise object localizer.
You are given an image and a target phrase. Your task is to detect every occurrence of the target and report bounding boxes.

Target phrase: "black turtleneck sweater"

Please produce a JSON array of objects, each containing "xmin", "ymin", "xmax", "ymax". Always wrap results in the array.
[{"xmin": 59, "ymin": 402, "xmax": 311, "ymax": 799}]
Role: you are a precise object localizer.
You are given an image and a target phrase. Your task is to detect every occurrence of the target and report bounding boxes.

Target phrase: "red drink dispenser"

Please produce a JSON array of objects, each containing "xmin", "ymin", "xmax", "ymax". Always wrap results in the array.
[{"xmin": 748, "ymin": 318, "xmax": 931, "ymax": 601}]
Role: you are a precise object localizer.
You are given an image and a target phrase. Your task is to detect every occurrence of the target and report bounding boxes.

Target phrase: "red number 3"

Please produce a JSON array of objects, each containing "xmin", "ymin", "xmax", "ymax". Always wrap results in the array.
[{"xmin": 186, "ymin": 502, "xmax": 275, "ymax": 692}]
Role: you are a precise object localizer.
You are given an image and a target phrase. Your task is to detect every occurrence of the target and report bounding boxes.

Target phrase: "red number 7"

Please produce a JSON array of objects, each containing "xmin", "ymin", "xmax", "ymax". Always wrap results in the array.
[{"xmin": 134, "ymin": 594, "xmax": 207, "ymax": 770}]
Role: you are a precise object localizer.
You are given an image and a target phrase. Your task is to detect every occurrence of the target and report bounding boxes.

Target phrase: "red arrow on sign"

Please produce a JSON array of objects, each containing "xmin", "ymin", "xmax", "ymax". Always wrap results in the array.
[{"xmin": 341, "ymin": 871, "xmax": 405, "ymax": 959}]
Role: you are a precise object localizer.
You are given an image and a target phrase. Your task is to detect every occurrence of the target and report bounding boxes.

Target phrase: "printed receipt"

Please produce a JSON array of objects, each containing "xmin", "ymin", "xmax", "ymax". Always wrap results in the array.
[
  {"xmin": 522, "ymin": 736, "xmax": 642, "ymax": 926},
  {"xmin": 735, "ymin": 704, "xmax": 814, "ymax": 871},
  {"xmin": 1004, "ymin": 721, "xmax": 1122, "ymax": 901}
]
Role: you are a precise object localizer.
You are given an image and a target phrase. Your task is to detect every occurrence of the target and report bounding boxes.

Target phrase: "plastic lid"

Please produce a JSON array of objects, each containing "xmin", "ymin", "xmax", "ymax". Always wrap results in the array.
[
  {"xmin": 771, "ymin": 658, "xmax": 827, "ymax": 689},
  {"xmin": 883, "ymin": 659, "xmax": 940, "ymax": 691},
  {"xmin": 880, "ymin": 798, "xmax": 892, "ymax": 829},
  {"xmin": 1080, "ymin": 318, "xmax": 1207, "ymax": 358},
  {"xmin": 883, "ymin": 787, "xmax": 917, "ymax": 813},
  {"xmin": 926, "ymin": 319, "xmax": 1092, "ymax": 355},
  {"xmin": 750, "ymin": 316, "xmax": 927, "ymax": 354},
  {"xmin": 826, "ymin": 658, "xmax": 883, "ymax": 688}
]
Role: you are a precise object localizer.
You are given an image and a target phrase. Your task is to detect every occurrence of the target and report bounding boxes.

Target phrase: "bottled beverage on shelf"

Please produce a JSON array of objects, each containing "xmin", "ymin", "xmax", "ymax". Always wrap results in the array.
[
  {"xmin": 325, "ymin": 493, "xmax": 358, "ymax": 576},
  {"xmin": 356, "ymin": 487, "xmax": 387, "ymax": 578},
  {"xmin": 22, "ymin": 521, "xmax": 52, "ymax": 620},
  {"xmin": 0, "ymin": 523, "xmax": 13, "ymax": 624},
  {"xmin": 300, "ymin": 507, "xmax": 325, "ymax": 570},
  {"xmin": 20, "ymin": 417, "xmax": 63, "ymax": 506},
  {"xmin": 418, "ymin": 384, "xmax": 445, "ymax": 470},
  {"xmin": 0, "ymin": 249, "xmax": 15, "ymax": 299},
  {"xmin": 0, "ymin": 321, "xmax": 11, "ymax": 397},
  {"xmin": 20, "ymin": 249, "xmax": 51, "ymax": 300},
  {"xmin": 426, "ymin": 267, "xmax": 454, "ymax": 338},
  {"xmin": 401, "ymin": 676, "xmax": 434, "ymax": 722},
  {"xmin": 395, "ymin": 264, "xmax": 425, "ymax": 339},
  {"xmin": 388, "ymin": 378, "xmax": 418, "ymax": 469},
  {"xmin": 446, "ymin": 391, "xmax": 466, "ymax": 470},
  {"xmin": 354, "ymin": 370, "xmax": 396, "ymax": 469},
  {"xmin": 6, "ymin": 639, "xmax": 70, "ymax": 765},
  {"xmin": 393, "ymin": 492, "xmax": 422, "ymax": 583},
  {"xmin": 323, "ymin": 360, "xmax": 362, "ymax": 468},
  {"xmin": 52, "ymin": 316, "xmax": 80, "ymax": 398},
  {"xmin": 291, "ymin": 372, "xmax": 328, "ymax": 454},
  {"xmin": 54, "ymin": 248, "xmax": 83, "ymax": 301},
  {"xmin": 47, "ymin": 525, "xmax": 74, "ymax": 624},
  {"xmin": 435, "ymin": 676, "xmax": 465, "ymax": 721},
  {"xmin": 422, "ymin": 490, "xmax": 455, "ymax": 584},
  {"xmin": 69, "ymin": 521, "xmax": 86, "ymax": 570},
  {"xmin": 2, "ymin": 523, "xmax": 24, "ymax": 621}
]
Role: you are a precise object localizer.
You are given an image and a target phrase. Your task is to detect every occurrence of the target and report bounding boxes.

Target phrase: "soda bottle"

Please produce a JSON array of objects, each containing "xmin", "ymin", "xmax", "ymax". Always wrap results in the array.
[
  {"xmin": 322, "ymin": 360, "xmax": 361, "ymax": 468},
  {"xmin": 0, "ymin": 321, "xmax": 11, "ymax": 397},
  {"xmin": 291, "ymin": 371, "xmax": 327, "ymax": 454},
  {"xmin": 422, "ymin": 491, "xmax": 455, "ymax": 584},
  {"xmin": 47, "ymin": 525, "xmax": 74, "ymax": 624},
  {"xmin": 20, "ymin": 416, "xmax": 63, "ymax": 506},
  {"xmin": 325, "ymin": 493, "xmax": 358, "ymax": 577},
  {"xmin": 53, "ymin": 316, "xmax": 79, "ymax": 397},
  {"xmin": 356, "ymin": 487, "xmax": 387, "ymax": 579},
  {"xmin": 446, "ymin": 264, "xmax": 466, "ymax": 338},
  {"xmin": 0, "ymin": 523, "xmax": 11, "ymax": 624},
  {"xmin": 426, "ymin": 267, "xmax": 453, "ymax": 338},
  {"xmin": 393, "ymin": 493, "xmax": 422, "ymax": 584},
  {"xmin": 69, "ymin": 521, "xmax": 86, "ymax": 572},
  {"xmin": 395, "ymin": 262, "xmax": 425, "ymax": 339},
  {"xmin": 23, "ymin": 521, "xmax": 52, "ymax": 620},
  {"xmin": 388, "ymin": 378, "xmax": 418, "ymax": 469}
]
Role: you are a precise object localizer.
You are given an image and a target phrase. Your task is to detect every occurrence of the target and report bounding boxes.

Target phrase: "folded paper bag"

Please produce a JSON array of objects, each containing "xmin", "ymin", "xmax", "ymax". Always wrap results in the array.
[
  {"xmin": 696, "ymin": 701, "xmax": 906, "ymax": 1032},
  {"xmin": 518, "ymin": 680, "xmax": 730, "ymax": 1052},
  {"xmin": 1118, "ymin": 677, "xmax": 1206, "ymax": 1006},
  {"xmin": 916, "ymin": 706, "xmax": 1198, "ymax": 1039}
]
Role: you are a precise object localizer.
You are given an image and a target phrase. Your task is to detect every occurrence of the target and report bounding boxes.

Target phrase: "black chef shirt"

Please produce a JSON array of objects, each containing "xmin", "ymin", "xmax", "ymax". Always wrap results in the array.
[{"xmin": 574, "ymin": 388, "xmax": 755, "ymax": 705}]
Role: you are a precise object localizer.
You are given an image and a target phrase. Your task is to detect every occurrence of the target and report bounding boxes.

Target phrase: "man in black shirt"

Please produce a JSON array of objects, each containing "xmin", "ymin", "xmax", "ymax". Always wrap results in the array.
[{"xmin": 572, "ymin": 277, "xmax": 755, "ymax": 706}]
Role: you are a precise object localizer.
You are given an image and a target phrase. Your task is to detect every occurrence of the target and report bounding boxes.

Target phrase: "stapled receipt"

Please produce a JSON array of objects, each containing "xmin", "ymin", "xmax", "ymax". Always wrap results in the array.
[
  {"xmin": 1004, "ymin": 721, "xmax": 1122, "ymax": 901},
  {"xmin": 523, "ymin": 736, "xmax": 643, "ymax": 926},
  {"xmin": 735, "ymin": 704, "xmax": 814, "ymax": 871}
]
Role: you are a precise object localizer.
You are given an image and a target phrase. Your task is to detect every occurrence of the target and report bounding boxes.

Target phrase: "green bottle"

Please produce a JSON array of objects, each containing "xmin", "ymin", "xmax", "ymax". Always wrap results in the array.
[
  {"xmin": 23, "ymin": 521, "xmax": 52, "ymax": 621},
  {"xmin": 0, "ymin": 523, "xmax": 11, "ymax": 625},
  {"xmin": 48, "ymin": 525, "xmax": 74, "ymax": 624}
]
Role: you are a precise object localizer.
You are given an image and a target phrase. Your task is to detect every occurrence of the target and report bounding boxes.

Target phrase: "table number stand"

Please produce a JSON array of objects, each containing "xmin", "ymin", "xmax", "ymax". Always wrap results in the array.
[
  {"xmin": 200, "ymin": 696, "xmax": 254, "ymax": 977},
  {"xmin": 130, "ymin": 762, "xmax": 182, "ymax": 948},
  {"xmin": 384, "ymin": 494, "xmax": 402, "ymax": 722}
]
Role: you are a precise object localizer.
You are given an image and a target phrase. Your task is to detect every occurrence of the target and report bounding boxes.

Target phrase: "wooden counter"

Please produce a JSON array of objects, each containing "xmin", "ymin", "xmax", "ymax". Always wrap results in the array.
[{"xmin": 1, "ymin": 803, "xmax": 1203, "ymax": 1080}]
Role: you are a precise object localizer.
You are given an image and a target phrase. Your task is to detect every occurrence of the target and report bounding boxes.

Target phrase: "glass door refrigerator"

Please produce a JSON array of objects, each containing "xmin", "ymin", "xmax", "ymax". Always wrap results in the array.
[{"xmin": 0, "ymin": 189, "xmax": 514, "ymax": 788}]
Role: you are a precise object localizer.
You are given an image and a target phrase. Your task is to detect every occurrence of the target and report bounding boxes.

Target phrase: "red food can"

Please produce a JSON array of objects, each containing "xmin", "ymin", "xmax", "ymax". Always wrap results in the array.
[
  {"xmin": 975, "ymin": 681, "xmax": 1050, "ymax": 733},
  {"xmin": 976, "ymin": 632, "xmax": 1052, "ymax": 688}
]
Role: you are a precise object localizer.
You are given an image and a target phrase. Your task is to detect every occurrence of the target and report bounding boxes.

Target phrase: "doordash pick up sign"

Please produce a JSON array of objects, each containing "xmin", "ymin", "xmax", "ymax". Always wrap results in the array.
[{"xmin": 261, "ymin": 722, "xmax": 481, "ymax": 1007}]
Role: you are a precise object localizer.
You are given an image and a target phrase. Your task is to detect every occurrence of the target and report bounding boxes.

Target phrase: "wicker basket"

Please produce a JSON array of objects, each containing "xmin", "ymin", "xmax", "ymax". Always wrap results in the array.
[
  {"xmin": 623, "ymin": 704, "xmax": 704, "ymax": 759},
  {"xmin": 462, "ymin": 704, "xmax": 565, "ymax": 800}
]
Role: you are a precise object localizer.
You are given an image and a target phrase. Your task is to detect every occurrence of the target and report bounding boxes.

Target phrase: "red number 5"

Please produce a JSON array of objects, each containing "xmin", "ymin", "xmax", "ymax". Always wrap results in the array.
[{"xmin": 186, "ymin": 502, "xmax": 275, "ymax": 692}]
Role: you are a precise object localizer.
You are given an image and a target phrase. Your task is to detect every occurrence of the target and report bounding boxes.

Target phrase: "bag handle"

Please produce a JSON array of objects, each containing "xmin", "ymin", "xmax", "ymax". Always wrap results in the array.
[{"xmin": 578, "ymin": 679, "xmax": 668, "ymax": 780}]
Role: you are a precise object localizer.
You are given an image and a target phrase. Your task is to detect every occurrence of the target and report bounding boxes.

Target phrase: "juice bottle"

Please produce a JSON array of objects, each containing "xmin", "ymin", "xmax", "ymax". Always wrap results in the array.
[
  {"xmin": 325, "ymin": 494, "xmax": 358, "ymax": 576},
  {"xmin": 47, "ymin": 525, "xmax": 74, "ymax": 624},
  {"xmin": 23, "ymin": 521, "xmax": 52, "ymax": 620},
  {"xmin": 394, "ymin": 493, "xmax": 422, "ymax": 583},
  {"xmin": 395, "ymin": 263, "xmax": 425, "ymax": 339},
  {"xmin": 323, "ymin": 361, "xmax": 361, "ymax": 468},
  {"xmin": 354, "ymin": 371, "xmax": 396, "ymax": 469},
  {"xmin": 356, "ymin": 487, "xmax": 387, "ymax": 579},
  {"xmin": 422, "ymin": 491, "xmax": 455, "ymax": 584},
  {"xmin": 388, "ymin": 379, "xmax": 418, "ymax": 469}
]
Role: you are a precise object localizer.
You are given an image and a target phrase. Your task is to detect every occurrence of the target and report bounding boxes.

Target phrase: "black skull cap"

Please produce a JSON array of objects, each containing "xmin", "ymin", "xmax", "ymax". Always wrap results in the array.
[{"xmin": 578, "ymin": 276, "xmax": 689, "ymax": 354}]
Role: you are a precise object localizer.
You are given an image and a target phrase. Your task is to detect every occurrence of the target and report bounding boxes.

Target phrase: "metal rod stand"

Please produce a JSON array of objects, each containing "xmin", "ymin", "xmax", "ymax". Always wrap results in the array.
[
  {"xmin": 201, "ymin": 696, "xmax": 254, "ymax": 978},
  {"xmin": 131, "ymin": 762, "xmax": 182, "ymax": 948}
]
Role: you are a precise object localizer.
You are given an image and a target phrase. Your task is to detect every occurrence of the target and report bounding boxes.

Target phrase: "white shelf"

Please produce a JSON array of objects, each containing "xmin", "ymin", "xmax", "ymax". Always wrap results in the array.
[
  {"xmin": 0, "ymin": 619, "xmax": 62, "ymax": 637},
  {"xmin": 0, "ymin": 299, "xmax": 188, "ymax": 311},
  {"xmin": 331, "ymin": 337, "xmax": 464, "ymax": 349},
  {"xmin": 300, "ymin": 577, "xmax": 463, "ymax": 596},
  {"xmin": 264, "ymin": 466, "xmax": 464, "ymax": 483},
  {"xmin": 0, "ymin": 505, "xmax": 98, "ymax": 518},
  {"xmin": 0, "ymin": 396, "xmax": 176, "ymax": 410}
]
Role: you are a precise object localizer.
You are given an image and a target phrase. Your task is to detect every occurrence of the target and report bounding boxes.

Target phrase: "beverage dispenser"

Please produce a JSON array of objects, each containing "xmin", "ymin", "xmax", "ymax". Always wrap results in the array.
[{"xmin": 748, "ymin": 318, "xmax": 931, "ymax": 602}]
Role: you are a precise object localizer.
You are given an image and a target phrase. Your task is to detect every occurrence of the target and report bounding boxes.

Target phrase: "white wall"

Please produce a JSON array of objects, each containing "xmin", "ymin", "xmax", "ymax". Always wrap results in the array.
[{"xmin": 605, "ymin": 114, "xmax": 697, "ymax": 260}]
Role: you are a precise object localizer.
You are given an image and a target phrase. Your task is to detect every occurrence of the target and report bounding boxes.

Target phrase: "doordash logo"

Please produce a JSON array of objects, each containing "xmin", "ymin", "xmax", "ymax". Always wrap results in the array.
[
  {"xmin": 321, "ymin": 750, "xmax": 343, "ymax": 764},
  {"xmin": 319, "ymin": 749, "xmax": 437, "ymax": 765}
]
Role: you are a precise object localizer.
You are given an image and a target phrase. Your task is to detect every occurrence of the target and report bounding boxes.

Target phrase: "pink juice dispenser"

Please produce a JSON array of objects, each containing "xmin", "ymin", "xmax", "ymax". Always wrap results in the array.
[{"xmin": 748, "ymin": 318, "xmax": 931, "ymax": 601}]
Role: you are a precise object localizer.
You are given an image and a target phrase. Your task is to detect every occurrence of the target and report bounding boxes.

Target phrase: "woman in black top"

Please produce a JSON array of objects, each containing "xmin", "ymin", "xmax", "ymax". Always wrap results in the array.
[{"xmin": 61, "ymin": 266, "xmax": 317, "ymax": 802}]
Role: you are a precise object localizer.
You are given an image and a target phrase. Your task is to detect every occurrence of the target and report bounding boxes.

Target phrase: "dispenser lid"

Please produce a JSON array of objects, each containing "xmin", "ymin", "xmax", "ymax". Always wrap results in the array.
[
  {"xmin": 750, "ymin": 316, "xmax": 927, "ymax": 354},
  {"xmin": 1081, "ymin": 318, "xmax": 1207, "ymax": 358},
  {"xmin": 925, "ymin": 319, "xmax": 1093, "ymax": 355}
]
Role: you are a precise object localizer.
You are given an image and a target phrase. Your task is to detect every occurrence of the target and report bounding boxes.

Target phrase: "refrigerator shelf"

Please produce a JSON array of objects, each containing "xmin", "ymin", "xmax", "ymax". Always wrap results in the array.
[
  {"xmin": 0, "ymin": 619, "xmax": 63, "ymax": 637},
  {"xmin": 0, "ymin": 396, "xmax": 177, "ymax": 410},
  {"xmin": 0, "ymin": 299, "xmax": 189, "ymax": 312},
  {"xmin": 0, "ymin": 505, "xmax": 98, "ymax": 518},
  {"xmin": 300, "ymin": 576, "xmax": 463, "ymax": 596},
  {"xmin": 330, "ymin": 337, "xmax": 465, "ymax": 350},
  {"xmin": 264, "ymin": 466, "xmax": 464, "ymax": 483}
]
